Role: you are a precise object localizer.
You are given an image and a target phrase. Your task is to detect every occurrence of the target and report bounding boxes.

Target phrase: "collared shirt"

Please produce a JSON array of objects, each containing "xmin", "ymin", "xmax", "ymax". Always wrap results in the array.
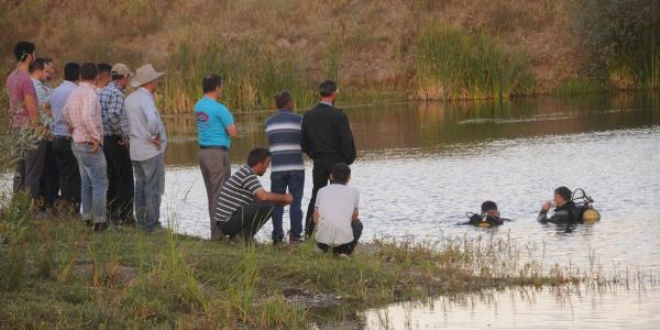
[
  {"xmin": 98, "ymin": 82, "xmax": 125, "ymax": 136},
  {"xmin": 63, "ymin": 82, "xmax": 104, "ymax": 143},
  {"xmin": 314, "ymin": 183, "xmax": 360, "ymax": 245},
  {"xmin": 48, "ymin": 80, "xmax": 78, "ymax": 137},
  {"xmin": 123, "ymin": 87, "xmax": 167, "ymax": 161},
  {"xmin": 6, "ymin": 69, "xmax": 36, "ymax": 129},
  {"xmin": 214, "ymin": 165, "xmax": 264, "ymax": 223},
  {"xmin": 31, "ymin": 78, "xmax": 53, "ymax": 126},
  {"xmin": 194, "ymin": 96, "xmax": 234, "ymax": 147},
  {"xmin": 265, "ymin": 109, "xmax": 304, "ymax": 172}
]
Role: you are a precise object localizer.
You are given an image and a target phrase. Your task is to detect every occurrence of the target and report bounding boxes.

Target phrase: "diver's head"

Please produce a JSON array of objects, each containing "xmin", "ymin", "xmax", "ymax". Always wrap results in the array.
[
  {"xmin": 481, "ymin": 200, "xmax": 499, "ymax": 217},
  {"xmin": 554, "ymin": 186, "xmax": 572, "ymax": 207}
]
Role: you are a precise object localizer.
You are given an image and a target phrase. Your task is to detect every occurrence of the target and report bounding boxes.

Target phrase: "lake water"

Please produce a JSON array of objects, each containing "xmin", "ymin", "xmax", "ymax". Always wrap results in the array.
[{"xmin": 159, "ymin": 93, "xmax": 660, "ymax": 329}]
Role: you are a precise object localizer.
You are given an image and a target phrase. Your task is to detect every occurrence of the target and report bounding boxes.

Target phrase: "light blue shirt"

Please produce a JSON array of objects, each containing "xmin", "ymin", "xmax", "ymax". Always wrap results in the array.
[
  {"xmin": 194, "ymin": 97, "xmax": 234, "ymax": 147},
  {"xmin": 47, "ymin": 80, "xmax": 77, "ymax": 136},
  {"xmin": 122, "ymin": 87, "xmax": 167, "ymax": 161}
]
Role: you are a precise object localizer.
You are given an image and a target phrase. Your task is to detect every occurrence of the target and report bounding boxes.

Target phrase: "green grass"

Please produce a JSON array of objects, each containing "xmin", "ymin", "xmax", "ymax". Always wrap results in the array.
[
  {"xmin": 415, "ymin": 26, "xmax": 534, "ymax": 101},
  {"xmin": 0, "ymin": 205, "xmax": 588, "ymax": 329}
]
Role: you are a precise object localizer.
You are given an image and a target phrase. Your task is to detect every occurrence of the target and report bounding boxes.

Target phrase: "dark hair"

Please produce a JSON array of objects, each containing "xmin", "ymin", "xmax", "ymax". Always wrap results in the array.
[
  {"xmin": 97, "ymin": 63, "xmax": 112, "ymax": 74},
  {"xmin": 202, "ymin": 74, "xmax": 222, "ymax": 93},
  {"xmin": 319, "ymin": 80, "xmax": 337, "ymax": 97},
  {"xmin": 275, "ymin": 90, "xmax": 292, "ymax": 109},
  {"xmin": 64, "ymin": 63, "xmax": 81, "ymax": 82},
  {"xmin": 481, "ymin": 201, "xmax": 498, "ymax": 212},
  {"xmin": 554, "ymin": 186, "xmax": 572, "ymax": 202},
  {"xmin": 14, "ymin": 41, "xmax": 35, "ymax": 62},
  {"xmin": 247, "ymin": 148, "xmax": 271, "ymax": 167},
  {"xmin": 29, "ymin": 57, "xmax": 48, "ymax": 73},
  {"xmin": 80, "ymin": 62, "xmax": 98, "ymax": 81},
  {"xmin": 331, "ymin": 163, "xmax": 351, "ymax": 184}
]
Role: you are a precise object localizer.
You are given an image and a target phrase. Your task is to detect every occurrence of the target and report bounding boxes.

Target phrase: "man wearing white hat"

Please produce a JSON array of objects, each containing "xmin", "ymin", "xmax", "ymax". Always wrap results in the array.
[
  {"xmin": 99, "ymin": 63, "xmax": 134, "ymax": 225},
  {"xmin": 122, "ymin": 64, "xmax": 166, "ymax": 232}
]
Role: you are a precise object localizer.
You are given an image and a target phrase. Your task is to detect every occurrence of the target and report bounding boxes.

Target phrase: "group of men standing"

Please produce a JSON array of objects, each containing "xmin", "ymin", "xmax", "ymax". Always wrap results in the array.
[
  {"xmin": 195, "ymin": 78, "xmax": 363, "ymax": 255},
  {"xmin": 6, "ymin": 41, "xmax": 167, "ymax": 232}
]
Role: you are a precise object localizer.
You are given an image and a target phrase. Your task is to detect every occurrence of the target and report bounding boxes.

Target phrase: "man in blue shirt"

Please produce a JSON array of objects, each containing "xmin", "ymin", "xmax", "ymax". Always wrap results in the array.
[
  {"xmin": 265, "ymin": 90, "xmax": 305, "ymax": 243},
  {"xmin": 194, "ymin": 74, "xmax": 238, "ymax": 240},
  {"xmin": 46, "ymin": 62, "xmax": 81, "ymax": 214}
]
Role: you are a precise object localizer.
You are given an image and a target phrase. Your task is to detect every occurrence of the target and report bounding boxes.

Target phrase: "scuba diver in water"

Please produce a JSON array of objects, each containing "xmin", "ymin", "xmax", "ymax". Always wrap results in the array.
[
  {"xmin": 537, "ymin": 186, "xmax": 579, "ymax": 224},
  {"xmin": 465, "ymin": 201, "xmax": 510, "ymax": 227}
]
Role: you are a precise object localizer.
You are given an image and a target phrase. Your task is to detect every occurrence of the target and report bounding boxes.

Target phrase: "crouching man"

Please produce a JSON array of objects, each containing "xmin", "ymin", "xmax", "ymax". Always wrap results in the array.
[
  {"xmin": 215, "ymin": 148, "xmax": 292, "ymax": 242},
  {"xmin": 313, "ymin": 163, "xmax": 363, "ymax": 256}
]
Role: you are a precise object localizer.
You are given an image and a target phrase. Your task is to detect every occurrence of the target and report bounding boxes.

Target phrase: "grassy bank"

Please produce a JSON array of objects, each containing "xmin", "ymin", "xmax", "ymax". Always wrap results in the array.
[
  {"xmin": 2, "ymin": 1, "xmax": 658, "ymax": 113},
  {"xmin": 0, "ymin": 199, "xmax": 585, "ymax": 329}
]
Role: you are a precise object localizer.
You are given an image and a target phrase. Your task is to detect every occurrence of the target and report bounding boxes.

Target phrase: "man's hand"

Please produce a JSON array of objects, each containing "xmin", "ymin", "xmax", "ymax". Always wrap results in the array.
[
  {"xmin": 541, "ymin": 201, "xmax": 552, "ymax": 212},
  {"xmin": 150, "ymin": 136, "xmax": 162, "ymax": 150},
  {"xmin": 90, "ymin": 139, "xmax": 100, "ymax": 154},
  {"xmin": 283, "ymin": 193, "xmax": 293, "ymax": 205}
]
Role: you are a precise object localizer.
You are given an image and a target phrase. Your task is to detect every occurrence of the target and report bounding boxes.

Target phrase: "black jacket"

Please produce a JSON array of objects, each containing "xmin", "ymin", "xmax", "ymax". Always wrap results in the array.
[
  {"xmin": 537, "ymin": 201, "xmax": 580, "ymax": 224},
  {"xmin": 300, "ymin": 103, "xmax": 356, "ymax": 164}
]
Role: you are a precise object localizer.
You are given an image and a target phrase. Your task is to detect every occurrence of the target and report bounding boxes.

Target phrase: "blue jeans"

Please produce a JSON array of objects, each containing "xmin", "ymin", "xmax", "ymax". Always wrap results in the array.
[
  {"xmin": 270, "ymin": 170, "xmax": 305, "ymax": 241},
  {"xmin": 72, "ymin": 143, "xmax": 108, "ymax": 223},
  {"xmin": 132, "ymin": 153, "xmax": 165, "ymax": 232}
]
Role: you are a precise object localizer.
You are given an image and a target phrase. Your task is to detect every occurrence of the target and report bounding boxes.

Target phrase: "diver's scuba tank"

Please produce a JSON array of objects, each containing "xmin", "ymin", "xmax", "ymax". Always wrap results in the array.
[
  {"xmin": 465, "ymin": 212, "xmax": 493, "ymax": 227},
  {"xmin": 572, "ymin": 188, "xmax": 601, "ymax": 223}
]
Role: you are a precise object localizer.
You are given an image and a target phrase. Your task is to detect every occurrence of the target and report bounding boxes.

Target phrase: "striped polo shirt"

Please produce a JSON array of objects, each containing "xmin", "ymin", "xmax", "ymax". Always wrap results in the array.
[
  {"xmin": 215, "ymin": 165, "xmax": 264, "ymax": 223},
  {"xmin": 265, "ymin": 110, "xmax": 305, "ymax": 172}
]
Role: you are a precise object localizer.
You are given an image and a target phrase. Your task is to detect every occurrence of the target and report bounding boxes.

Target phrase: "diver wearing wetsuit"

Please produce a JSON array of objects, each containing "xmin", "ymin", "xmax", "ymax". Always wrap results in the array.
[
  {"xmin": 537, "ymin": 186, "xmax": 579, "ymax": 224},
  {"xmin": 468, "ymin": 201, "xmax": 507, "ymax": 226}
]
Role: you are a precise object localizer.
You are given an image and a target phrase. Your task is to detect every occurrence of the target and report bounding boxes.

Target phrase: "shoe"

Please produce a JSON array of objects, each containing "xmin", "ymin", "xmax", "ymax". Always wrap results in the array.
[
  {"xmin": 289, "ymin": 237, "xmax": 304, "ymax": 244},
  {"xmin": 337, "ymin": 253, "xmax": 350, "ymax": 259},
  {"xmin": 84, "ymin": 219, "xmax": 93, "ymax": 227},
  {"xmin": 229, "ymin": 234, "xmax": 244, "ymax": 245},
  {"xmin": 93, "ymin": 222, "xmax": 108, "ymax": 232}
]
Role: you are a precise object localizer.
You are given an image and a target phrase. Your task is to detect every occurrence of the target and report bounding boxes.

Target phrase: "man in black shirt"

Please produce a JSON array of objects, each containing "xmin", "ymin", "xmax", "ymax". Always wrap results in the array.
[
  {"xmin": 301, "ymin": 80, "xmax": 356, "ymax": 238},
  {"xmin": 537, "ymin": 186, "xmax": 579, "ymax": 224}
]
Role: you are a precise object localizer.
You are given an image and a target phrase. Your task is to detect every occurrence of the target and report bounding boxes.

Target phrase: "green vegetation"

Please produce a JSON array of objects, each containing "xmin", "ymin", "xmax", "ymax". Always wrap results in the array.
[
  {"xmin": 415, "ymin": 26, "xmax": 534, "ymax": 100},
  {"xmin": 571, "ymin": 0, "xmax": 660, "ymax": 90}
]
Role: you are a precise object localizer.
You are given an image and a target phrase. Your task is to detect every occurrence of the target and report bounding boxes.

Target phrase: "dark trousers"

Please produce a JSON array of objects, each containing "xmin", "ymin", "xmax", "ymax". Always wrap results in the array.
[
  {"xmin": 271, "ymin": 170, "xmax": 305, "ymax": 241},
  {"xmin": 52, "ymin": 137, "xmax": 81, "ymax": 213},
  {"xmin": 317, "ymin": 220, "xmax": 364, "ymax": 256},
  {"xmin": 305, "ymin": 157, "xmax": 342, "ymax": 237},
  {"xmin": 40, "ymin": 140, "xmax": 60, "ymax": 207},
  {"xmin": 103, "ymin": 135, "xmax": 135, "ymax": 224},
  {"xmin": 219, "ymin": 201, "xmax": 274, "ymax": 239},
  {"xmin": 198, "ymin": 147, "xmax": 231, "ymax": 240},
  {"xmin": 12, "ymin": 128, "xmax": 47, "ymax": 203}
]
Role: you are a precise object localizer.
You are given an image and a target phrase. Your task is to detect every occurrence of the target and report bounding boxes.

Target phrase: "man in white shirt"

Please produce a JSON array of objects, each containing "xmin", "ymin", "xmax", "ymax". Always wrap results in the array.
[
  {"xmin": 313, "ymin": 163, "xmax": 363, "ymax": 256},
  {"xmin": 122, "ymin": 64, "xmax": 166, "ymax": 232}
]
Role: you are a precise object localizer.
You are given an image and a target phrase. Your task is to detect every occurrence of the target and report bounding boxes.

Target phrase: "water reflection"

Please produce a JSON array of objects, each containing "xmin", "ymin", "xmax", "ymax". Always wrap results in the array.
[
  {"xmin": 361, "ymin": 286, "xmax": 660, "ymax": 329},
  {"xmin": 162, "ymin": 93, "xmax": 660, "ymax": 166}
]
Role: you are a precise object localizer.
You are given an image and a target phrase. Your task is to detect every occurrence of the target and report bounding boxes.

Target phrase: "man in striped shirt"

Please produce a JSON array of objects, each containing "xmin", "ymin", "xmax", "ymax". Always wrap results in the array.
[
  {"xmin": 215, "ymin": 148, "xmax": 293, "ymax": 241},
  {"xmin": 265, "ymin": 90, "xmax": 305, "ymax": 243}
]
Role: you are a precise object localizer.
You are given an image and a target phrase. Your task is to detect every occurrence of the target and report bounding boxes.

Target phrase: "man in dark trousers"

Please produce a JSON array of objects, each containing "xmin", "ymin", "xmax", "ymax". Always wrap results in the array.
[{"xmin": 301, "ymin": 80, "xmax": 356, "ymax": 239}]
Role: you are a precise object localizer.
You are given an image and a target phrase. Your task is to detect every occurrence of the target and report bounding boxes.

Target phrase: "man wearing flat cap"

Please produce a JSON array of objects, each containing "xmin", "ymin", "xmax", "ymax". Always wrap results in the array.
[
  {"xmin": 122, "ymin": 64, "xmax": 167, "ymax": 232},
  {"xmin": 99, "ymin": 63, "xmax": 135, "ymax": 226}
]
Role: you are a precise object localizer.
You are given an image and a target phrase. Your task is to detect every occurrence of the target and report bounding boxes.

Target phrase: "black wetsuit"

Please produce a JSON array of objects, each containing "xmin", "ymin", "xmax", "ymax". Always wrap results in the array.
[
  {"xmin": 537, "ymin": 201, "xmax": 580, "ymax": 224},
  {"xmin": 468, "ymin": 214, "xmax": 506, "ymax": 226}
]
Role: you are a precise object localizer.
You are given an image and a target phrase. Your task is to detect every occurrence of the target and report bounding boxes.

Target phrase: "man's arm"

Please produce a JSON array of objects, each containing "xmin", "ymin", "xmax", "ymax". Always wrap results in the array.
[
  {"xmin": 300, "ymin": 115, "xmax": 310, "ymax": 157},
  {"xmin": 225, "ymin": 124, "xmax": 238, "ymax": 138},
  {"xmin": 255, "ymin": 189, "xmax": 293, "ymax": 205},
  {"xmin": 337, "ymin": 113, "xmax": 356, "ymax": 164},
  {"xmin": 107, "ymin": 91, "xmax": 124, "ymax": 136},
  {"xmin": 313, "ymin": 208, "xmax": 320, "ymax": 225},
  {"xmin": 352, "ymin": 210, "xmax": 359, "ymax": 222},
  {"xmin": 24, "ymin": 93, "xmax": 39, "ymax": 128}
]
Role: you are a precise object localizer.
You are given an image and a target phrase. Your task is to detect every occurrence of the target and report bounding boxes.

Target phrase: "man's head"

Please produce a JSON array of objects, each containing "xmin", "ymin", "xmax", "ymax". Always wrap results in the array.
[
  {"xmin": 554, "ymin": 186, "xmax": 572, "ymax": 206},
  {"xmin": 247, "ymin": 147, "xmax": 272, "ymax": 176},
  {"xmin": 64, "ymin": 63, "xmax": 80, "ymax": 82},
  {"xmin": 40, "ymin": 58, "xmax": 55, "ymax": 81},
  {"xmin": 29, "ymin": 58, "xmax": 49, "ymax": 80},
  {"xmin": 14, "ymin": 41, "xmax": 35, "ymax": 64},
  {"xmin": 97, "ymin": 63, "xmax": 112, "ymax": 88},
  {"xmin": 330, "ymin": 163, "xmax": 351, "ymax": 185},
  {"xmin": 131, "ymin": 64, "xmax": 165, "ymax": 92},
  {"xmin": 202, "ymin": 74, "xmax": 222, "ymax": 98},
  {"xmin": 80, "ymin": 62, "xmax": 99, "ymax": 83},
  {"xmin": 111, "ymin": 63, "xmax": 133, "ymax": 89},
  {"xmin": 319, "ymin": 80, "xmax": 338, "ymax": 103},
  {"xmin": 481, "ymin": 201, "xmax": 499, "ymax": 217},
  {"xmin": 275, "ymin": 90, "xmax": 293, "ymax": 110}
]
